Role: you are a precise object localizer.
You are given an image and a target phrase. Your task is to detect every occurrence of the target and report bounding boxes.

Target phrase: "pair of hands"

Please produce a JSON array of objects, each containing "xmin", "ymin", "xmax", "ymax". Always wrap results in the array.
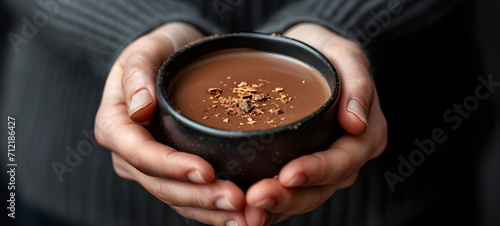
[{"xmin": 95, "ymin": 22, "xmax": 387, "ymax": 226}]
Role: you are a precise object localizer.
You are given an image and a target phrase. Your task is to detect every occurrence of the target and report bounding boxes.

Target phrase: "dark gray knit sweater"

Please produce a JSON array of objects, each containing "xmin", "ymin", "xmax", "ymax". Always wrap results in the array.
[{"xmin": 3, "ymin": 1, "xmax": 495, "ymax": 226}]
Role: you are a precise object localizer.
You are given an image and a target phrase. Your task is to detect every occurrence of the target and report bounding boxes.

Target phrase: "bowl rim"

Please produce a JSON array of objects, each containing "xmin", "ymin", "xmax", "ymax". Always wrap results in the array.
[{"xmin": 156, "ymin": 32, "xmax": 341, "ymax": 138}]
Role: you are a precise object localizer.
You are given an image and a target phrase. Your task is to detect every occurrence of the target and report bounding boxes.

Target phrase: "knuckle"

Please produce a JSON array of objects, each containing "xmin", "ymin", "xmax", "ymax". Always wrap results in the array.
[
  {"xmin": 160, "ymin": 151, "xmax": 180, "ymax": 174},
  {"xmin": 196, "ymin": 195, "xmax": 214, "ymax": 209},
  {"xmin": 122, "ymin": 63, "xmax": 144, "ymax": 86},
  {"xmin": 347, "ymin": 66, "xmax": 373, "ymax": 88},
  {"xmin": 121, "ymin": 56, "xmax": 152, "ymax": 91},
  {"xmin": 307, "ymin": 153, "xmax": 330, "ymax": 182},
  {"xmin": 347, "ymin": 72, "xmax": 375, "ymax": 107},
  {"xmin": 158, "ymin": 150, "xmax": 191, "ymax": 180},
  {"xmin": 93, "ymin": 123, "xmax": 105, "ymax": 147},
  {"xmin": 335, "ymin": 147, "xmax": 361, "ymax": 182},
  {"xmin": 186, "ymin": 185, "xmax": 214, "ymax": 208},
  {"xmin": 153, "ymin": 181, "xmax": 175, "ymax": 206},
  {"xmin": 326, "ymin": 40, "xmax": 366, "ymax": 62},
  {"xmin": 340, "ymin": 40, "xmax": 369, "ymax": 64},
  {"xmin": 94, "ymin": 113, "xmax": 115, "ymax": 148},
  {"xmin": 371, "ymin": 142, "xmax": 386, "ymax": 160},
  {"xmin": 312, "ymin": 147, "xmax": 366, "ymax": 186},
  {"xmin": 338, "ymin": 42, "xmax": 360, "ymax": 57}
]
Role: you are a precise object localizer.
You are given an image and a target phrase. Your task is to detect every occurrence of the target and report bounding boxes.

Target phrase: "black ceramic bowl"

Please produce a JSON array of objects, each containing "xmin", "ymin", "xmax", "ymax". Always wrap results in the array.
[{"xmin": 153, "ymin": 33, "xmax": 341, "ymax": 190}]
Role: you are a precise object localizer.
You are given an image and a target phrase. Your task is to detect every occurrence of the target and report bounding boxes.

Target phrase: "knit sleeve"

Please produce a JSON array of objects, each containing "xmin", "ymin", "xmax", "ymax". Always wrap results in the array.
[
  {"xmin": 254, "ymin": 0, "xmax": 454, "ymax": 48},
  {"xmin": 9, "ymin": 0, "xmax": 222, "ymax": 73}
]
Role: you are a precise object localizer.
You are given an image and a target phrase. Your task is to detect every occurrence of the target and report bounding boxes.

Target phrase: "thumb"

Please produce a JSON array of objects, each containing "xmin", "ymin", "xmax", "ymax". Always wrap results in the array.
[
  {"xmin": 119, "ymin": 22, "xmax": 203, "ymax": 122},
  {"xmin": 284, "ymin": 23, "xmax": 373, "ymax": 134},
  {"xmin": 327, "ymin": 42, "xmax": 373, "ymax": 135}
]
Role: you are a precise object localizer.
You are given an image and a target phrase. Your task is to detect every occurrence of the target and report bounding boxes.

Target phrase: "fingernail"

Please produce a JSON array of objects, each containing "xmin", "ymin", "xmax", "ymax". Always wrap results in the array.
[
  {"xmin": 226, "ymin": 220, "xmax": 238, "ymax": 226},
  {"xmin": 128, "ymin": 89, "xmax": 153, "ymax": 117},
  {"xmin": 216, "ymin": 197, "xmax": 238, "ymax": 211},
  {"xmin": 347, "ymin": 98, "xmax": 368, "ymax": 125},
  {"xmin": 187, "ymin": 170, "xmax": 206, "ymax": 184},
  {"xmin": 284, "ymin": 174, "xmax": 307, "ymax": 187},
  {"xmin": 254, "ymin": 198, "xmax": 277, "ymax": 210}
]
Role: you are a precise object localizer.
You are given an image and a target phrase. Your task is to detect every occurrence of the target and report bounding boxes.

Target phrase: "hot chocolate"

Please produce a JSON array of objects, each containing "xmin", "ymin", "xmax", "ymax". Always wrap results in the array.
[
  {"xmin": 168, "ymin": 48, "xmax": 331, "ymax": 131},
  {"xmin": 155, "ymin": 33, "xmax": 341, "ymax": 190}
]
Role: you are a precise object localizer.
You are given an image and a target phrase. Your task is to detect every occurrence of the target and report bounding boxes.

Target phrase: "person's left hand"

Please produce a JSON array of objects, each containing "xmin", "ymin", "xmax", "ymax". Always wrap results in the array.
[
  {"xmin": 244, "ymin": 23, "xmax": 388, "ymax": 225},
  {"xmin": 94, "ymin": 22, "xmax": 248, "ymax": 226}
]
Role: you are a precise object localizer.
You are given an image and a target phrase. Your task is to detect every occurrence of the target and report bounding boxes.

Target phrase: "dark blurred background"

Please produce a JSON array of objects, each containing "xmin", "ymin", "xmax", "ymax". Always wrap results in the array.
[
  {"xmin": 1, "ymin": 1, "xmax": 15, "ymax": 226},
  {"xmin": 366, "ymin": 0, "xmax": 500, "ymax": 225},
  {"xmin": 0, "ymin": 1, "xmax": 14, "ymax": 72}
]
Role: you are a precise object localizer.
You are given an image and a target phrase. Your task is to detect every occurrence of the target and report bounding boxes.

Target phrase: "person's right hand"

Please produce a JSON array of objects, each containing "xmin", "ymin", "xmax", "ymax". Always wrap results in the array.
[
  {"xmin": 244, "ymin": 23, "xmax": 387, "ymax": 225},
  {"xmin": 94, "ymin": 22, "xmax": 248, "ymax": 226}
]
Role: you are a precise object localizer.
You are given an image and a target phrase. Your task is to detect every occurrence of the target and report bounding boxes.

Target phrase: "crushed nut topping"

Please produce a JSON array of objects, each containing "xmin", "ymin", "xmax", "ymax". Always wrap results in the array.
[
  {"xmin": 208, "ymin": 88, "xmax": 222, "ymax": 97},
  {"xmin": 272, "ymin": 87, "xmax": 284, "ymax": 92},
  {"xmin": 204, "ymin": 77, "xmax": 296, "ymax": 128}
]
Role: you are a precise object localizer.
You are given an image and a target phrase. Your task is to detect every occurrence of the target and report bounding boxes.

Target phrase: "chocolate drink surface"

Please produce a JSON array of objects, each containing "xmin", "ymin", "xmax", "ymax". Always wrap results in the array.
[{"xmin": 168, "ymin": 49, "xmax": 331, "ymax": 131}]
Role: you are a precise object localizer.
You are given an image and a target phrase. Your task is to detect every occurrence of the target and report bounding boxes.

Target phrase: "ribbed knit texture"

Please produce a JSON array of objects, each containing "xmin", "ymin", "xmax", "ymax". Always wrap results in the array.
[{"xmin": 34, "ymin": 1, "xmax": 224, "ymax": 72}]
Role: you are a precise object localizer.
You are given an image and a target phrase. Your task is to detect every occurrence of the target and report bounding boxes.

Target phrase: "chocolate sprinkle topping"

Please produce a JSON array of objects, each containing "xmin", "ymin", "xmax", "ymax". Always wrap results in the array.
[{"xmin": 204, "ymin": 78, "xmax": 295, "ymax": 128}]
